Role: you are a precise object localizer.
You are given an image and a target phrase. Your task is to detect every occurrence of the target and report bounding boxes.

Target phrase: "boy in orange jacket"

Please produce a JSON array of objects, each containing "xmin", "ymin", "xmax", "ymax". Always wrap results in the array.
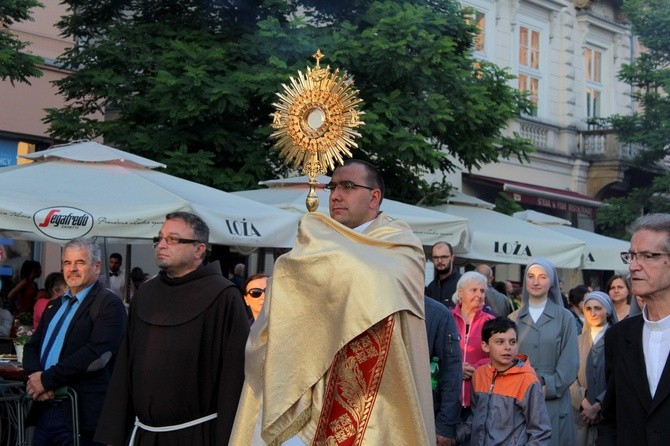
[{"xmin": 458, "ymin": 317, "xmax": 551, "ymax": 445}]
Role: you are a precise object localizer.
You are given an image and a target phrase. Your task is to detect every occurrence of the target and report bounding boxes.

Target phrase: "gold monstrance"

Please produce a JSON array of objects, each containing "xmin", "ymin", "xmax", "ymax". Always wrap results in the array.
[{"xmin": 270, "ymin": 49, "xmax": 365, "ymax": 212}]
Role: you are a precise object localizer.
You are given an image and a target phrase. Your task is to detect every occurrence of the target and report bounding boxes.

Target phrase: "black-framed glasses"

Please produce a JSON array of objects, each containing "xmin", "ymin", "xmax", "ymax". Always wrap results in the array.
[
  {"xmin": 432, "ymin": 255, "xmax": 452, "ymax": 261},
  {"xmin": 152, "ymin": 235, "xmax": 203, "ymax": 248},
  {"xmin": 324, "ymin": 181, "xmax": 375, "ymax": 192},
  {"xmin": 246, "ymin": 288, "xmax": 266, "ymax": 298},
  {"xmin": 620, "ymin": 251, "xmax": 670, "ymax": 264}
]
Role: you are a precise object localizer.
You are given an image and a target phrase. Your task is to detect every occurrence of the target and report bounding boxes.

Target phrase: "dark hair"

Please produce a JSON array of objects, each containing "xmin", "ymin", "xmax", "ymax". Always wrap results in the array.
[
  {"xmin": 243, "ymin": 273, "xmax": 268, "ymax": 294},
  {"xmin": 165, "ymin": 212, "xmax": 210, "ymax": 244},
  {"xmin": 341, "ymin": 159, "xmax": 385, "ymax": 203},
  {"xmin": 130, "ymin": 267, "xmax": 145, "ymax": 282},
  {"xmin": 629, "ymin": 213, "xmax": 670, "ymax": 253},
  {"xmin": 481, "ymin": 317, "xmax": 517, "ymax": 343},
  {"xmin": 494, "ymin": 281, "xmax": 508, "ymax": 295},
  {"xmin": 568, "ymin": 285, "xmax": 590, "ymax": 306},
  {"xmin": 605, "ymin": 274, "xmax": 632, "ymax": 304},
  {"xmin": 44, "ymin": 272, "xmax": 65, "ymax": 296},
  {"xmin": 431, "ymin": 241, "xmax": 454, "ymax": 255},
  {"xmin": 19, "ymin": 260, "xmax": 41, "ymax": 279},
  {"xmin": 110, "ymin": 252, "xmax": 122, "ymax": 263}
]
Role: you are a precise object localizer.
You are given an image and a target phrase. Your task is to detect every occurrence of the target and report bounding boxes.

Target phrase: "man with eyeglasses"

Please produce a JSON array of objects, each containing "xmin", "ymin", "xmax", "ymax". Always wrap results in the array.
[
  {"xmin": 597, "ymin": 213, "xmax": 670, "ymax": 446},
  {"xmin": 426, "ymin": 241, "xmax": 461, "ymax": 309},
  {"xmin": 96, "ymin": 211, "xmax": 249, "ymax": 446},
  {"xmin": 232, "ymin": 159, "xmax": 435, "ymax": 445}
]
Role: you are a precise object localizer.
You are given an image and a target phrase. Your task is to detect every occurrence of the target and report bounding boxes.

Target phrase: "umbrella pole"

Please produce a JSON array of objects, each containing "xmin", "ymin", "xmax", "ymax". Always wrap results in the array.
[{"xmin": 124, "ymin": 245, "xmax": 131, "ymax": 304}]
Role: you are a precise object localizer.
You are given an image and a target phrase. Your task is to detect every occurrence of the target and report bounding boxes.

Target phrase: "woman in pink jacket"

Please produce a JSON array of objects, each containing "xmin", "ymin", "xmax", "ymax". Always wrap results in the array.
[{"xmin": 451, "ymin": 271, "xmax": 495, "ymax": 430}]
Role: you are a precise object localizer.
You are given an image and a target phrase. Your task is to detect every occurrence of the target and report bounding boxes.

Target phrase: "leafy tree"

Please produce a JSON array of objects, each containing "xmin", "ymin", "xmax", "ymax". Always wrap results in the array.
[
  {"xmin": 597, "ymin": 0, "xmax": 670, "ymax": 235},
  {"xmin": 45, "ymin": 0, "xmax": 533, "ymax": 201},
  {"xmin": 494, "ymin": 192, "xmax": 524, "ymax": 216},
  {"xmin": 0, "ymin": 0, "xmax": 43, "ymax": 85}
]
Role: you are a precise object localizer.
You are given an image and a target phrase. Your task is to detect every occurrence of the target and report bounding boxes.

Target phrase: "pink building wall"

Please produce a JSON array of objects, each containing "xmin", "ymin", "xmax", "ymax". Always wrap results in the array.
[{"xmin": 0, "ymin": 1, "xmax": 73, "ymax": 143}]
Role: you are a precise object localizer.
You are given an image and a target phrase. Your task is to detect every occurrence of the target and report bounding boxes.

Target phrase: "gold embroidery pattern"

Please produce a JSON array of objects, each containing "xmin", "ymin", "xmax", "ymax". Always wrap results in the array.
[{"xmin": 312, "ymin": 316, "xmax": 395, "ymax": 446}]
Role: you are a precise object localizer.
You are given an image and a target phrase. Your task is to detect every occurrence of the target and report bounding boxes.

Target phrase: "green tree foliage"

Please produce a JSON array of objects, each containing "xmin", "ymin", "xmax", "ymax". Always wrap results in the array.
[
  {"xmin": 494, "ymin": 192, "xmax": 524, "ymax": 216},
  {"xmin": 45, "ymin": 0, "xmax": 533, "ymax": 200},
  {"xmin": 0, "ymin": 0, "xmax": 43, "ymax": 85},
  {"xmin": 598, "ymin": 0, "xmax": 670, "ymax": 235}
]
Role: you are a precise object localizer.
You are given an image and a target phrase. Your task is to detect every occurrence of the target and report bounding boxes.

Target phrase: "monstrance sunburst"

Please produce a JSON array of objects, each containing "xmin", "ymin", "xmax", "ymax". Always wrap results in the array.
[{"xmin": 270, "ymin": 49, "xmax": 365, "ymax": 212}]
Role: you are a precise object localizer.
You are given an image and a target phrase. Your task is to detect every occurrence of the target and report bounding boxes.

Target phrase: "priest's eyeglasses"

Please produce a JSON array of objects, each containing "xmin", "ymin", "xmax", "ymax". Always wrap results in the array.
[
  {"xmin": 620, "ymin": 251, "xmax": 670, "ymax": 264},
  {"xmin": 324, "ymin": 181, "xmax": 375, "ymax": 192},
  {"xmin": 246, "ymin": 288, "xmax": 265, "ymax": 298},
  {"xmin": 153, "ymin": 236, "xmax": 203, "ymax": 247}
]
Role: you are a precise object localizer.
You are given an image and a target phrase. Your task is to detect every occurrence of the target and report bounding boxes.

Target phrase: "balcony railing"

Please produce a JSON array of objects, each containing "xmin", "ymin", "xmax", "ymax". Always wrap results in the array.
[
  {"xmin": 580, "ymin": 128, "xmax": 642, "ymax": 160},
  {"xmin": 519, "ymin": 120, "xmax": 551, "ymax": 150},
  {"xmin": 510, "ymin": 118, "xmax": 649, "ymax": 164}
]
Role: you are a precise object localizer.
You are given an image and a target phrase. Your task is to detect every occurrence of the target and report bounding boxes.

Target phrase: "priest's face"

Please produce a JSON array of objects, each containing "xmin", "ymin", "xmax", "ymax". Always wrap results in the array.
[
  {"xmin": 155, "ymin": 218, "xmax": 206, "ymax": 278},
  {"xmin": 628, "ymin": 229, "xmax": 670, "ymax": 301},
  {"xmin": 328, "ymin": 163, "xmax": 381, "ymax": 229}
]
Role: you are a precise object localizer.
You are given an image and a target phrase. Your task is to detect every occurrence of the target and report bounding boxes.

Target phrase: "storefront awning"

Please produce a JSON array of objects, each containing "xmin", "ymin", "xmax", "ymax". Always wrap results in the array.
[{"xmin": 469, "ymin": 175, "xmax": 602, "ymax": 217}]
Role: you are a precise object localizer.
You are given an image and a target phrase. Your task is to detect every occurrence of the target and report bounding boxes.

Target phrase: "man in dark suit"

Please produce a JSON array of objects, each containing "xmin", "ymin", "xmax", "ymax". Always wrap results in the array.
[
  {"xmin": 597, "ymin": 214, "xmax": 670, "ymax": 446},
  {"xmin": 424, "ymin": 296, "xmax": 462, "ymax": 446},
  {"xmin": 23, "ymin": 237, "xmax": 127, "ymax": 445}
]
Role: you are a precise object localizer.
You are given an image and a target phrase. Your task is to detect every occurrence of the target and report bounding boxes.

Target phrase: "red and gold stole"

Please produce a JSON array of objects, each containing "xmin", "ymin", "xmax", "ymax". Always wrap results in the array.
[{"xmin": 312, "ymin": 316, "xmax": 395, "ymax": 446}]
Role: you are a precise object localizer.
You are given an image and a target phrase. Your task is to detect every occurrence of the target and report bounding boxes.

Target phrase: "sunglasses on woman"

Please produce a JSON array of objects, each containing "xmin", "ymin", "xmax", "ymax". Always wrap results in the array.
[{"xmin": 246, "ymin": 288, "xmax": 265, "ymax": 298}]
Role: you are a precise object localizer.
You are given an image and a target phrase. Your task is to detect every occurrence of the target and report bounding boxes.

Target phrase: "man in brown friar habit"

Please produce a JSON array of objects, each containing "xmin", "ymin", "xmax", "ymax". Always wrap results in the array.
[{"xmin": 95, "ymin": 211, "xmax": 249, "ymax": 445}]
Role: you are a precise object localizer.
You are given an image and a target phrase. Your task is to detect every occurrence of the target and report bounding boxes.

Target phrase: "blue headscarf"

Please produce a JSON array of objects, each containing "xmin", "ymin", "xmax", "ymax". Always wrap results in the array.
[
  {"xmin": 521, "ymin": 258, "xmax": 563, "ymax": 306},
  {"xmin": 584, "ymin": 291, "xmax": 619, "ymax": 326}
]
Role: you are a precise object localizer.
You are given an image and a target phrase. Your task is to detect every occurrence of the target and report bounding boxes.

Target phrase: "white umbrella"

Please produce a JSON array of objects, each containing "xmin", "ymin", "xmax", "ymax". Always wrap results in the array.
[
  {"xmin": 513, "ymin": 209, "xmax": 572, "ymax": 226},
  {"xmin": 233, "ymin": 176, "xmax": 471, "ymax": 248},
  {"xmin": 0, "ymin": 141, "xmax": 300, "ymax": 247},
  {"xmin": 513, "ymin": 210, "xmax": 629, "ymax": 271},
  {"xmin": 426, "ymin": 200, "xmax": 586, "ymax": 268}
]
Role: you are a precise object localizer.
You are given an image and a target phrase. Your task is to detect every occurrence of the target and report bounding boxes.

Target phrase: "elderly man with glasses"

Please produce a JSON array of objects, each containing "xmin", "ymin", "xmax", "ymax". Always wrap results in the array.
[
  {"xmin": 231, "ymin": 159, "xmax": 436, "ymax": 445},
  {"xmin": 95, "ymin": 211, "xmax": 249, "ymax": 446},
  {"xmin": 597, "ymin": 214, "xmax": 670, "ymax": 446}
]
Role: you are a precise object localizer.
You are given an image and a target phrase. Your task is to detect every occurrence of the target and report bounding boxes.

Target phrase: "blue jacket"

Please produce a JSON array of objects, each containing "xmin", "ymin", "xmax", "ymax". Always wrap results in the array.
[{"xmin": 425, "ymin": 296, "xmax": 463, "ymax": 439}]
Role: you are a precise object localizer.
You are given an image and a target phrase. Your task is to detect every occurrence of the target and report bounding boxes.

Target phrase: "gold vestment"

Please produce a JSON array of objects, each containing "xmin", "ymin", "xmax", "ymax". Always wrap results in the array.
[{"xmin": 230, "ymin": 212, "xmax": 435, "ymax": 445}]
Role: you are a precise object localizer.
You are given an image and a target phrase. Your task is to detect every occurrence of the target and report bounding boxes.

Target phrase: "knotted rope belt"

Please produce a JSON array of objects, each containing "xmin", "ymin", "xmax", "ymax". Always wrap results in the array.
[{"xmin": 129, "ymin": 413, "xmax": 217, "ymax": 445}]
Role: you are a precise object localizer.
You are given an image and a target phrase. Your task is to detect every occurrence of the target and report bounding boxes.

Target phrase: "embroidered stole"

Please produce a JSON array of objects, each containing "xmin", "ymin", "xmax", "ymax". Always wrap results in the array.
[{"xmin": 312, "ymin": 316, "xmax": 394, "ymax": 446}]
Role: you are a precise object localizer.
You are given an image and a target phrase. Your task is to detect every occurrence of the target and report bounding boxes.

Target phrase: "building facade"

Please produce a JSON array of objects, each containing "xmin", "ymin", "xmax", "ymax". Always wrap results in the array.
[
  {"xmin": 448, "ymin": 0, "xmax": 640, "ymax": 232},
  {"xmin": 0, "ymin": 1, "xmax": 72, "ymax": 166}
]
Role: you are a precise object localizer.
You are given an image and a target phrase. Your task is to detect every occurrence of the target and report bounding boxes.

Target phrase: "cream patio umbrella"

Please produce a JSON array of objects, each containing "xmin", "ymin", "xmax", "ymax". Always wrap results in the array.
[
  {"xmin": 233, "ymin": 175, "xmax": 471, "ymax": 249},
  {"xmin": 0, "ymin": 141, "xmax": 300, "ymax": 247},
  {"xmin": 424, "ymin": 193, "xmax": 586, "ymax": 268},
  {"xmin": 513, "ymin": 210, "xmax": 629, "ymax": 271}
]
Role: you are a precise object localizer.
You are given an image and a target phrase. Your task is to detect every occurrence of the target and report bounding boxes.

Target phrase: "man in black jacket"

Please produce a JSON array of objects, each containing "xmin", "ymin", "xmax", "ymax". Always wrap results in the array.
[
  {"xmin": 426, "ymin": 241, "xmax": 461, "ymax": 308},
  {"xmin": 598, "ymin": 214, "xmax": 670, "ymax": 446},
  {"xmin": 23, "ymin": 237, "xmax": 127, "ymax": 445}
]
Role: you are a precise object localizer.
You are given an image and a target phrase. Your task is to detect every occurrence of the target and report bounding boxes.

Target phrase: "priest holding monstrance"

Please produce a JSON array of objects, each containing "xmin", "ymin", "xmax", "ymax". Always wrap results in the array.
[{"xmin": 230, "ymin": 51, "xmax": 435, "ymax": 445}]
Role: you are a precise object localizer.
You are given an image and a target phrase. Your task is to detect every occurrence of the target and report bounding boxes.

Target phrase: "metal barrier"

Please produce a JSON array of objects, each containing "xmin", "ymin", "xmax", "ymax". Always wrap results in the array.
[
  {"xmin": 0, "ymin": 380, "xmax": 27, "ymax": 446},
  {"xmin": 52, "ymin": 386, "xmax": 80, "ymax": 446},
  {"xmin": 0, "ymin": 383, "xmax": 80, "ymax": 446}
]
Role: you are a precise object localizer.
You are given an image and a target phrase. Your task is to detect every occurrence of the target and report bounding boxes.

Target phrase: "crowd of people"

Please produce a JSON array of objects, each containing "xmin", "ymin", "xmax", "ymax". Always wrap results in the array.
[{"xmin": 1, "ymin": 159, "xmax": 668, "ymax": 446}]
